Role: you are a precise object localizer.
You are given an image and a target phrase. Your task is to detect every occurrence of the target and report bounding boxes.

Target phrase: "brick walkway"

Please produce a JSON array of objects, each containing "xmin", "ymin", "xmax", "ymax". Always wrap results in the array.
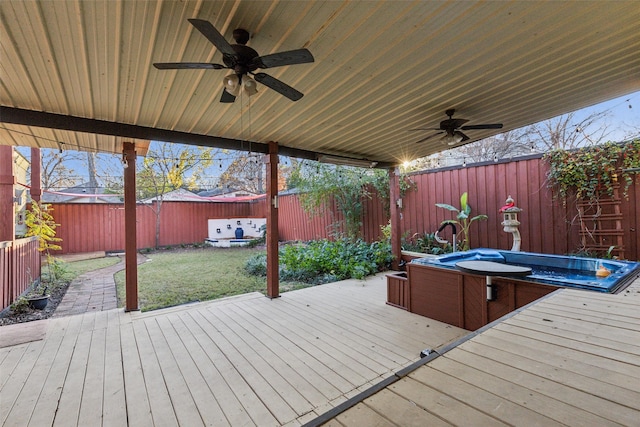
[{"xmin": 53, "ymin": 254, "xmax": 146, "ymax": 317}]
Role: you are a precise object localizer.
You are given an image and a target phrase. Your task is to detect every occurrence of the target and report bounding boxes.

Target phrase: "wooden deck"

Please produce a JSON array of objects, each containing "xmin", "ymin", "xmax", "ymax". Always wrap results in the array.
[
  {"xmin": 0, "ymin": 273, "xmax": 468, "ymax": 427},
  {"xmin": 320, "ymin": 277, "xmax": 640, "ymax": 426}
]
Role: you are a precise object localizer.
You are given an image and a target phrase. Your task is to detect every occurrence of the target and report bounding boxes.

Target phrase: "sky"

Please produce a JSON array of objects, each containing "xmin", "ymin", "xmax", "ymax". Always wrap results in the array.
[{"xmin": 571, "ymin": 91, "xmax": 639, "ymax": 141}]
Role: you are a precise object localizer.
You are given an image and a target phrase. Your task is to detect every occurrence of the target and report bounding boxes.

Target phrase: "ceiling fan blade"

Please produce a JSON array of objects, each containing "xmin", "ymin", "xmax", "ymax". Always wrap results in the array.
[
  {"xmin": 254, "ymin": 73, "xmax": 303, "ymax": 101},
  {"xmin": 415, "ymin": 132, "xmax": 444, "ymax": 143},
  {"xmin": 188, "ymin": 19, "xmax": 236, "ymax": 56},
  {"xmin": 461, "ymin": 123, "xmax": 503, "ymax": 130},
  {"xmin": 220, "ymin": 88, "xmax": 236, "ymax": 103},
  {"xmin": 153, "ymin": 62, "xmax": 226, "ymax": 70},
  {"xmin": 254, "ymin": 49, "xmax": 315, "ymax": 68}
]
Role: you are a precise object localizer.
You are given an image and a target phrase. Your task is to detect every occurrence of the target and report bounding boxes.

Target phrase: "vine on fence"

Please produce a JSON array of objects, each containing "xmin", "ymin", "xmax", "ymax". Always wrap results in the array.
[{"xmin": 544, "ymin": 139, "xmax": 640, "ymax": 202}]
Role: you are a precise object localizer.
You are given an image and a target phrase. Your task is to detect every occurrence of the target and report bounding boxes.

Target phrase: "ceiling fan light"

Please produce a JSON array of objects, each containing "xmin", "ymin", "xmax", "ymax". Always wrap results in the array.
[
  {"xmin": 223, "ymin": 74, "xmax": 240, "ymax": 96},
  {"xmin": 441, "ymin": 133, "xmax": 463, "ymax": 145},
  {"xmin": 243, "ymin": 76, "xmax": 258, "ymax": 96}
]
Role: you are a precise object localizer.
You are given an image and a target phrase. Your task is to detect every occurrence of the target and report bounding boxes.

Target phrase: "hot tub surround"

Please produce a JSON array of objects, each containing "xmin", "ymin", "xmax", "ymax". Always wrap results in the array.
[{"xmin": 399, "ymin": 249, "xmax": 640, "ymax": 330}]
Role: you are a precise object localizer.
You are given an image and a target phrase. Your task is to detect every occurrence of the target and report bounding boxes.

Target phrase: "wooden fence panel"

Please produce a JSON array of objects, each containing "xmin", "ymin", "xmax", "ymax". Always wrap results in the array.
[
  {"xmin": 0, "ymin": 237, "xmax": 41, "ymax": 310},
  {"xmin": 51, "ymin": 201, "xmax": 264, "ymax": 253}
]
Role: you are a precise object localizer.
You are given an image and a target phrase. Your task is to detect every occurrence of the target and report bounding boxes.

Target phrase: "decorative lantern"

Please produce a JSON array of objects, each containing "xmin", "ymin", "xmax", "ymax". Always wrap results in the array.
[{"xmin": 499, "ymin": 195, "xmax": 522, "ymax": 251}]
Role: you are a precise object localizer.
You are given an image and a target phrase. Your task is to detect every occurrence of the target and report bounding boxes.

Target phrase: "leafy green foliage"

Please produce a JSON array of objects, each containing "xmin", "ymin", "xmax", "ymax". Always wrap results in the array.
[
  {"xmin": 545, "ymin": 139, "xmax": 640, "ymax": 201},
  {"xmin": 137, "ymin": 143, "xmax": 215, "ymax": 200},
  {"xmin": 289, "ymin": 162, "xmax": 389, "ymax": 240},
  {"xmin": 402, "ymin": 232, "xmax": 452, "ymax": 255},
  {"xmin": 10, "ymin": 297, "xmax": 30, "ymax": 314},
  {"xmin": 246, "ymin": 239, "xmax": 393, "ymax": 284},
  {"xmin": 244, "ymin": 253, "xmax": 267, "ymax": 276},
  {"xmin": 436, "ymin": 192, "xmax": 488, "ymax": 251},
  {"xmin": 24, "ymin": 202, "xmax": 62, "ymax": 253}
]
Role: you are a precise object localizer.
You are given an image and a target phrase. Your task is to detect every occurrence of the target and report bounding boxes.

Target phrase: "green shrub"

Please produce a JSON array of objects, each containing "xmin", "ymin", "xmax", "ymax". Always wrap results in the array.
[
  {"xmin": 244, "ymin": 253, "xmax": 267, "ymax": 276},
  {"xmin": 10, "ymin": 297, "xmax": 30, "ymax": 314},
  {"xmin": 277, "ymin": 238, "xmax": 393, "ymax": 284},
  {"xmin": 402, "ymin": 232, "xmax": 452, "ymax": 255}
]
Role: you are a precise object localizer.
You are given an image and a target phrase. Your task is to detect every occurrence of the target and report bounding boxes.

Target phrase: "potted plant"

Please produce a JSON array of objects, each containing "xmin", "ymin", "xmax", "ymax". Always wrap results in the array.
[
  {"xmin": 9, "ymin": 281, "xmax": 49, "ymax": 313},
  {"xmin": 26, "ymin": 282, "xmax": 50, "ymax": 309}
]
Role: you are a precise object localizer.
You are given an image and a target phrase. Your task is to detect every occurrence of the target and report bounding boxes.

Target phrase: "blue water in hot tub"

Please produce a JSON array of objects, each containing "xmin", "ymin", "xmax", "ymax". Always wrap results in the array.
[{"xmin": 411, "ymin": 248, "xmax": 640, "ymax": 293}]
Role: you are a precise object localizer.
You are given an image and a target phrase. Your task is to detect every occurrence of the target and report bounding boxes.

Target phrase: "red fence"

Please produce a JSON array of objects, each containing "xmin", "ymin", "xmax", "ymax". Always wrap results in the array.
[
  {"xmin": 51, "ymin": 200, "xmax": 266, "ymax": 254},
  {"xmin": 400, "ymin": 156, "xmax": 639, "ymax": 259},
  {"xmin": 0, "ymin": 237, "xmax": 41, "ymax": 309},
  {"xmin": 39, "ymin": 155, "xmax": 640, "ymax": 260},
  {"xmin": 277, "ymin": 188, "xmax": 387, "ymax": 242}
]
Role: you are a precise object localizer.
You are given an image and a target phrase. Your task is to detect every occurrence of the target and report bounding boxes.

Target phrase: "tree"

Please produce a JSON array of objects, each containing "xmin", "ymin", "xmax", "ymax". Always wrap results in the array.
[
  {"xmin": 137, "ymin": 142, "xmax": 215, "ymax": 248},
  {"xmin": 218, "ymin": 153, "xmax": 265, "ymax": 194},
  {"xmin": 451, "ymin": 131, "xmax": 530, "ymax": 163},
  {"xmin": 290, "ymin": 161, "xmax": 388, "ymax": 240},
  {"xmin": 40, "ymin": 149, "xmax": 82, "ymax": 190},
  {"xmin": 515, "ymin": 110, "xmax": 611, "ymax": 151}
]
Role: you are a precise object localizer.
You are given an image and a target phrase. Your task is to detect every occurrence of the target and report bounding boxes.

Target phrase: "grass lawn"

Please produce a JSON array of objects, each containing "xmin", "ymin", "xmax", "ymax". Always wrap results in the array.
[
  {"xmin": 62, "ymin": 256, "xmax": 121, "ymax": 277},
  {"xmin": 114, "ymin": 247, "xmax": 309, "ymax": 312}
]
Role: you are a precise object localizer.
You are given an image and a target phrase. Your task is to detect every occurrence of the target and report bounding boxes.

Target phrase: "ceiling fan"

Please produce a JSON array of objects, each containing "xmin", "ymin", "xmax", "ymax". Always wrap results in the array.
[
  {"xmin": 410, "ymin": 109, "xmax": 503, "ymax": 145},
  {"xmin": 153, "ymin": 19, "xmax": 314, "ymax": 102}
]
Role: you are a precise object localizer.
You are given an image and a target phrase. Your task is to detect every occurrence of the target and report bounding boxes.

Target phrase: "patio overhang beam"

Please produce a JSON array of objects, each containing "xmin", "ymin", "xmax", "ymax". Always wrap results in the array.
[{"xmin": 0, "ymin": 107, "xmax": 393, "ymax": 168}]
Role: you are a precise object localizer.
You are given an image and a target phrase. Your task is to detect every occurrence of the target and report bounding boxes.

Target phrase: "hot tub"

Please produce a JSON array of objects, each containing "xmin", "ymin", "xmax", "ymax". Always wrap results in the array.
[
  {"xmin": 415, "ymin": 248, "xmax": 640, "ymax": 294},
  {"xmin": 405, "ymin": 249, "xmax": 640, "ymax": 330}
]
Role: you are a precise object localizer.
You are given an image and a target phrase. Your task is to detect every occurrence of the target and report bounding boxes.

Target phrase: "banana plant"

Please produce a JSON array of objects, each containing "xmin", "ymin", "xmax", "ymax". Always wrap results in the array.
[{"xmin": 436, "ymin": 192, "xmax": 488, "ymax": 251}]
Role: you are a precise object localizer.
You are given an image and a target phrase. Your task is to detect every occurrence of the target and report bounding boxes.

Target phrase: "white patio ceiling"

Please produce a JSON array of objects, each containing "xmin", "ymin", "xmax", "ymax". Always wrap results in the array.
[{"xmin": 1, "ymin": 0, "xmax": 639, "ymax": 165}]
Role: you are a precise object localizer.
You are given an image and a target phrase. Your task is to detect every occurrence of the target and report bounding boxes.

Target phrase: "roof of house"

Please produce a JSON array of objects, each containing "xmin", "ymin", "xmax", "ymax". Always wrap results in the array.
[{"xmin": 41, "ymin": 183, "xmax": 123, "ymax": 204}]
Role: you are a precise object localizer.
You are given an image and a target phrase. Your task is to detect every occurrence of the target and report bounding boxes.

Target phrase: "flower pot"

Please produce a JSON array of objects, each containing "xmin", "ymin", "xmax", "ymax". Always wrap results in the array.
[
  {"xmin": 27, "ymin": 295, "xmax": 49, "ymax": 310},
  {"xmin": 235, "ymin": 227, "xmax": 244, "ymax": 239}
]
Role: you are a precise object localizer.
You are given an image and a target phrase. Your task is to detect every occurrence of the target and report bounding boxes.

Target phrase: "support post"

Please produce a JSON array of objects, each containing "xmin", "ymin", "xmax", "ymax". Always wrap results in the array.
[
  {"xmin": 389, "ymin": 168, "xmax": 402, "ymax": 270},
  {"xmin": 265, "ymin": 141, "xmax": 280, "ymax": 298},
  {"xmin": 30, "ymin": 148, "xmax": 42, "ymax": 203},
  {"xmin": 123, "ymin": 142, "xmax": 139, "ymax": 311},
  {"xmin": 0, "ymin": 146, "xmax": 16, "ymax": 242}
]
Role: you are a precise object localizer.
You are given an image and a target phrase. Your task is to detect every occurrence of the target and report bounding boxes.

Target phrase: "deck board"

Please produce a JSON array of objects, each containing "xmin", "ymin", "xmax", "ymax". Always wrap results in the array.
[
  {"xmin": 389, "ymin": 376, "xmax": 509, "ymax": 426},
  {"xmin": 119, "ymin": 322, "xmax": 154, "ymax": 427},
  {"xmin": 102, "ymin": 321, "xmax": 127, "ymax": 426},
  {"xmin": 131, "ymin": 320, "xmax": 180, "ymax": 427},
  {"xmin": 4, "ymin": 275, "xmax": 640, "ymax": 426},
  {"xmin": 237, "ymin": 296, "xmax": 372, "ymax": 388},
  {"xmin": 1, "ymin": 315, "xmax": 76, "ymax": 425},
  {"xmin": 0, "ymin": 273, "xmax": 482, "ymax": 426},
  {"xmin": 324, "ymin": 279, "xmax": 640, "ymax": 426},
  {"xmin": 180, "ymin": 310, "xmax": 278, "ymax": 425}
]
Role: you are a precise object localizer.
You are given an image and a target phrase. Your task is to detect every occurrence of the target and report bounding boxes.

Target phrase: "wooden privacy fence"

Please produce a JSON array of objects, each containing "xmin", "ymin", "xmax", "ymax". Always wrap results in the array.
[
  {"xmin": 277, "ymin": 188, "xmax": 388, "ymax": 242},
  {"xmin": 0, "ymin": 237, "xmax": 41, "ymax": 309},
  {"xmin": 399, "ymin": 155, "xmax": 639, "ymax": 260},
  {"xmin": 45, "ymin": 155, "xmax": 639, "ymax": 259},
  {"xmin": 51, "ymin": 200, "xmax": 266, "ymax": 254}
]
